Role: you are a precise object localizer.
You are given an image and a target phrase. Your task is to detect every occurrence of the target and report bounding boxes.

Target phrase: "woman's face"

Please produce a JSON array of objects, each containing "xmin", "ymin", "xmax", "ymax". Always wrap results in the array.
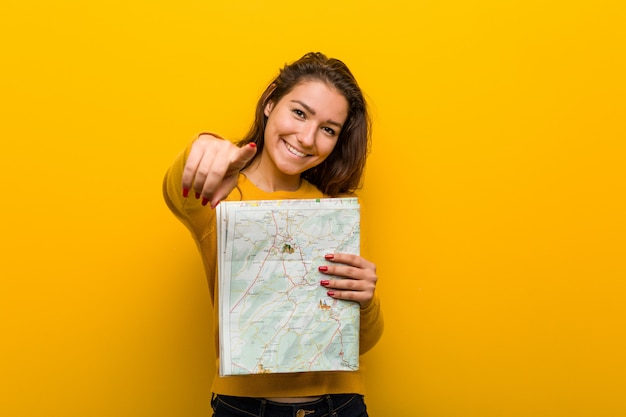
[{"xmin": 262, "ymin": 80, "xmax": 349, "ymax": 178}]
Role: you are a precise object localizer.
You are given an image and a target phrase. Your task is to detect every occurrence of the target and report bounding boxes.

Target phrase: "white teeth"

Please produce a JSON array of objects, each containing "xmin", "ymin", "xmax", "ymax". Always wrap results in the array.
[{"xmin": 284, "ymin": 141, "xmax": 307, "ymax": 157}]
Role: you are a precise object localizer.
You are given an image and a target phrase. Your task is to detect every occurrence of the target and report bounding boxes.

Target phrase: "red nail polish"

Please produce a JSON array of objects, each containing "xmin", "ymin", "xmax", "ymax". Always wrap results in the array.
[
  {"xmin": 320, "ymin": 280, "xmax": 330, "ymax": 286},
  {"xmin": 318, "ymin": 266, "xmax": 328, "ymax": 272},
  {"xmin": 182, "ymin": 188, "xmax": 189, "ymax": 198},
  {"xmin": 201, "ymin": 197, "xmax": 209, "ymax": 206},
  {"xmin": 195, "ymin": 192, "xmax": 201, "ymax": 199},
  {"xmin": 325, "ymin": 254, "xmax": 334, "ymax": 260},
  {"xmin": 249, "ymin": 142, "xmax": 256, "ymax": 148},
  {"xmin": 327, "ymin": 291, "xmax": 335, "ymax": 297}
]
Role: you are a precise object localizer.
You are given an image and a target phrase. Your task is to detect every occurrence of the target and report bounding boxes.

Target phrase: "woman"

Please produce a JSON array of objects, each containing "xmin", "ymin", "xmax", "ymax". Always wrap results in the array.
[{"xmin": 164, "ymin": 52, "xmax": 383, "ymax": 417}]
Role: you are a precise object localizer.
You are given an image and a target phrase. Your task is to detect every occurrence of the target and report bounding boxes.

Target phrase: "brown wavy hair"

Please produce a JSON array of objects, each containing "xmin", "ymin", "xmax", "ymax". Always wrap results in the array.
[{"xmin": 237, "ymin": 52, "xmax": 371, "ymax": 197}]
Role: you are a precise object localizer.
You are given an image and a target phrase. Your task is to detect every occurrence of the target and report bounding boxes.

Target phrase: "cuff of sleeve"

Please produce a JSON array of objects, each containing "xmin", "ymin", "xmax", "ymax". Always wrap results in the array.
[{"xmin": 360, "ymin": 293, "xmax": 380, "ymax": 313}]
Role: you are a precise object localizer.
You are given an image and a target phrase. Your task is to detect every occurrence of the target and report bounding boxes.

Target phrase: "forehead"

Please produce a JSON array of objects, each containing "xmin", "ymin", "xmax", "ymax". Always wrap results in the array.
[{"xmin": 282, "ymin": 81, "xmax": 349, "ymax": 121}]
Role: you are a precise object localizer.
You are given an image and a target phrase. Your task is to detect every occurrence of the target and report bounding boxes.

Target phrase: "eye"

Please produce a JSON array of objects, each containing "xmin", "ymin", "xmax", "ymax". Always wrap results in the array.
[
  {"xmin": 322, "ymin": 126, "xmax": 337, "ymax": 136},
  {"xmin": 292, "ymin": 108, "xmax": 305, "ymax": 118}
]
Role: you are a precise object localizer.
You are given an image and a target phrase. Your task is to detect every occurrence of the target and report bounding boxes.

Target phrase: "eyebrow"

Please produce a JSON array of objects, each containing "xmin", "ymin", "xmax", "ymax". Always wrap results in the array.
[{"xmin": 290, "ymin": 100, "xmax": 344, "ymax": 129}]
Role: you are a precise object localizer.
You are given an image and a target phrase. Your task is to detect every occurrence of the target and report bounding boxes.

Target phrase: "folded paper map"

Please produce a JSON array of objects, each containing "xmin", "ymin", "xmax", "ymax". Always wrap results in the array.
[{"xmin": 217, "ymin": 198, "xmax": 360, "ymax": 375}]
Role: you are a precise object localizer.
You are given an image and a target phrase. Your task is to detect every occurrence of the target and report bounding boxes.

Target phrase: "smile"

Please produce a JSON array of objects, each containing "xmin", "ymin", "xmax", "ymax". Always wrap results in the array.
[{"xmin": 283, "ymin": 140, "xmax": 309, "ymax": 158}]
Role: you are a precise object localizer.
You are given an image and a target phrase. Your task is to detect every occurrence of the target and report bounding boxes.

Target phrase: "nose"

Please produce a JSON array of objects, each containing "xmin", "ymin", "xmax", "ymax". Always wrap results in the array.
[{"xmin": 296, "ymin": 123, "xmax": 316, "ymax": 148}]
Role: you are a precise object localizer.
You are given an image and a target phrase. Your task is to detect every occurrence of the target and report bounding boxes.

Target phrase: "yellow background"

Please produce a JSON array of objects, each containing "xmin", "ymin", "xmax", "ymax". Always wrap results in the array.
[{"xmin": 1, "ymin": 1, "xmax": 625, "ymax": 416}]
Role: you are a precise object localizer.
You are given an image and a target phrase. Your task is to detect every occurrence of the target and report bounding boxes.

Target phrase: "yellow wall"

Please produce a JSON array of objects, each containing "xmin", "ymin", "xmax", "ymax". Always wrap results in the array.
[{"xmin": 1, "ymin": 1, "xmax": 624, "ymax": 416}]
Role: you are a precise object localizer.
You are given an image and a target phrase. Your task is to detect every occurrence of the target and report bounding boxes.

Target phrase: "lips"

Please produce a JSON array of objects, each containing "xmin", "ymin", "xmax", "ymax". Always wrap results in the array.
[{"xmin": 283, "ymin": 140, "xmax": 309, "ymax": 158}]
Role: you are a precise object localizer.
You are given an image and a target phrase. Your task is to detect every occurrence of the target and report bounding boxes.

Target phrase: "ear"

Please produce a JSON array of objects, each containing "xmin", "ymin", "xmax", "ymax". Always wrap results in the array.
[
  {"xmin": 264, "ymin": 100, "xmax": 275, "ymax": 117},
  {"xmin": 262, "ymin": 83, "xmax": 278, "ymax": 117}
]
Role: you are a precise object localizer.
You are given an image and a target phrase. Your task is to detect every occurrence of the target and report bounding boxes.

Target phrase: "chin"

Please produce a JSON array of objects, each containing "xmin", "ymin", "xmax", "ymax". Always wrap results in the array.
[
  {"xmin": 276, "ymin": 161, "xmax": 312, "ymax": 176},
  {"xmin": 280, "ymin": 168, "xmax": 308, "ymax": 177}
]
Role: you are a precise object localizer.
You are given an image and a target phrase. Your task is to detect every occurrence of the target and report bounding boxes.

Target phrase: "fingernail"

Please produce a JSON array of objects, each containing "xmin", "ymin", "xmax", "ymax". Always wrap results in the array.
[
  {"xmin": 201, "ymin": 197, "xmax": 209, "ymax": 206},
  {"xmin": 327, "ymin": 291, "xmax": 335, "ymax": 297},
  {"xmin": 320, "ymin": 280, "xmax": 330, "ymax": 286},
  {"xmin": 210, "ymin": 201, "xmax": 221, "ymax": 210},
  {"xmin": 182, "ymin": 188, "xmax": 189, "ymax": 198},
  {"xmin": 249, "ymin": 142, "xmax": 256, "ymax": 148},
  {"xmin": 325, "ymin": 254, "xmax": 334, "ymax": 260},
  {"xmin": 318, "ymin": 266, "xmax": 328, "ymax": 272},
  {"xmin": 195, "ymin": 192, "xmax": 201, "ymax": 199}
]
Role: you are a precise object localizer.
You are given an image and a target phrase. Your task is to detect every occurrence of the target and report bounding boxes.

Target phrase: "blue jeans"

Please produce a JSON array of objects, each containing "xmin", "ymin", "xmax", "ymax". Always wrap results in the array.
[{"xmin": 211, "ymin": 394, "xmax": 368, "ymax": 417}]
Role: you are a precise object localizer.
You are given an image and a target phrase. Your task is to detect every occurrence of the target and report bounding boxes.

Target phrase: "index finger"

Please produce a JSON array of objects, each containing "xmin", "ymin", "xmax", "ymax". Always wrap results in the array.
[
  {"xmin": 325, "ymin": 253, "xmax": 373, "ymax": 269},
  {"xmin": 228, "ymin": 142, "xmax": 257, "ymax": 173}
]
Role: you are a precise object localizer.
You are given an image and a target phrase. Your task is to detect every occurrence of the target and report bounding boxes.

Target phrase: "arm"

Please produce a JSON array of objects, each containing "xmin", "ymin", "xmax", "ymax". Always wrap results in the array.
[{"xmin": 163, "ymin": 133, "xmax": 258, "ymax": 302}]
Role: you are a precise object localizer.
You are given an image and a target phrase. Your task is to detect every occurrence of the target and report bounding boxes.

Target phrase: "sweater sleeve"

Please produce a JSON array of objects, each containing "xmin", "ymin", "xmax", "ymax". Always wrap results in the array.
[
  {"xmin": 162, "ymin": 141, "xmax": 220, "ymax": 302},
  {"xmin": 359, "ymin": 294, "xmax": 384, "ymax": 354},
  {"xmin": 356, "ymin": 196, "xmax": 384, "ymax": 354}
]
